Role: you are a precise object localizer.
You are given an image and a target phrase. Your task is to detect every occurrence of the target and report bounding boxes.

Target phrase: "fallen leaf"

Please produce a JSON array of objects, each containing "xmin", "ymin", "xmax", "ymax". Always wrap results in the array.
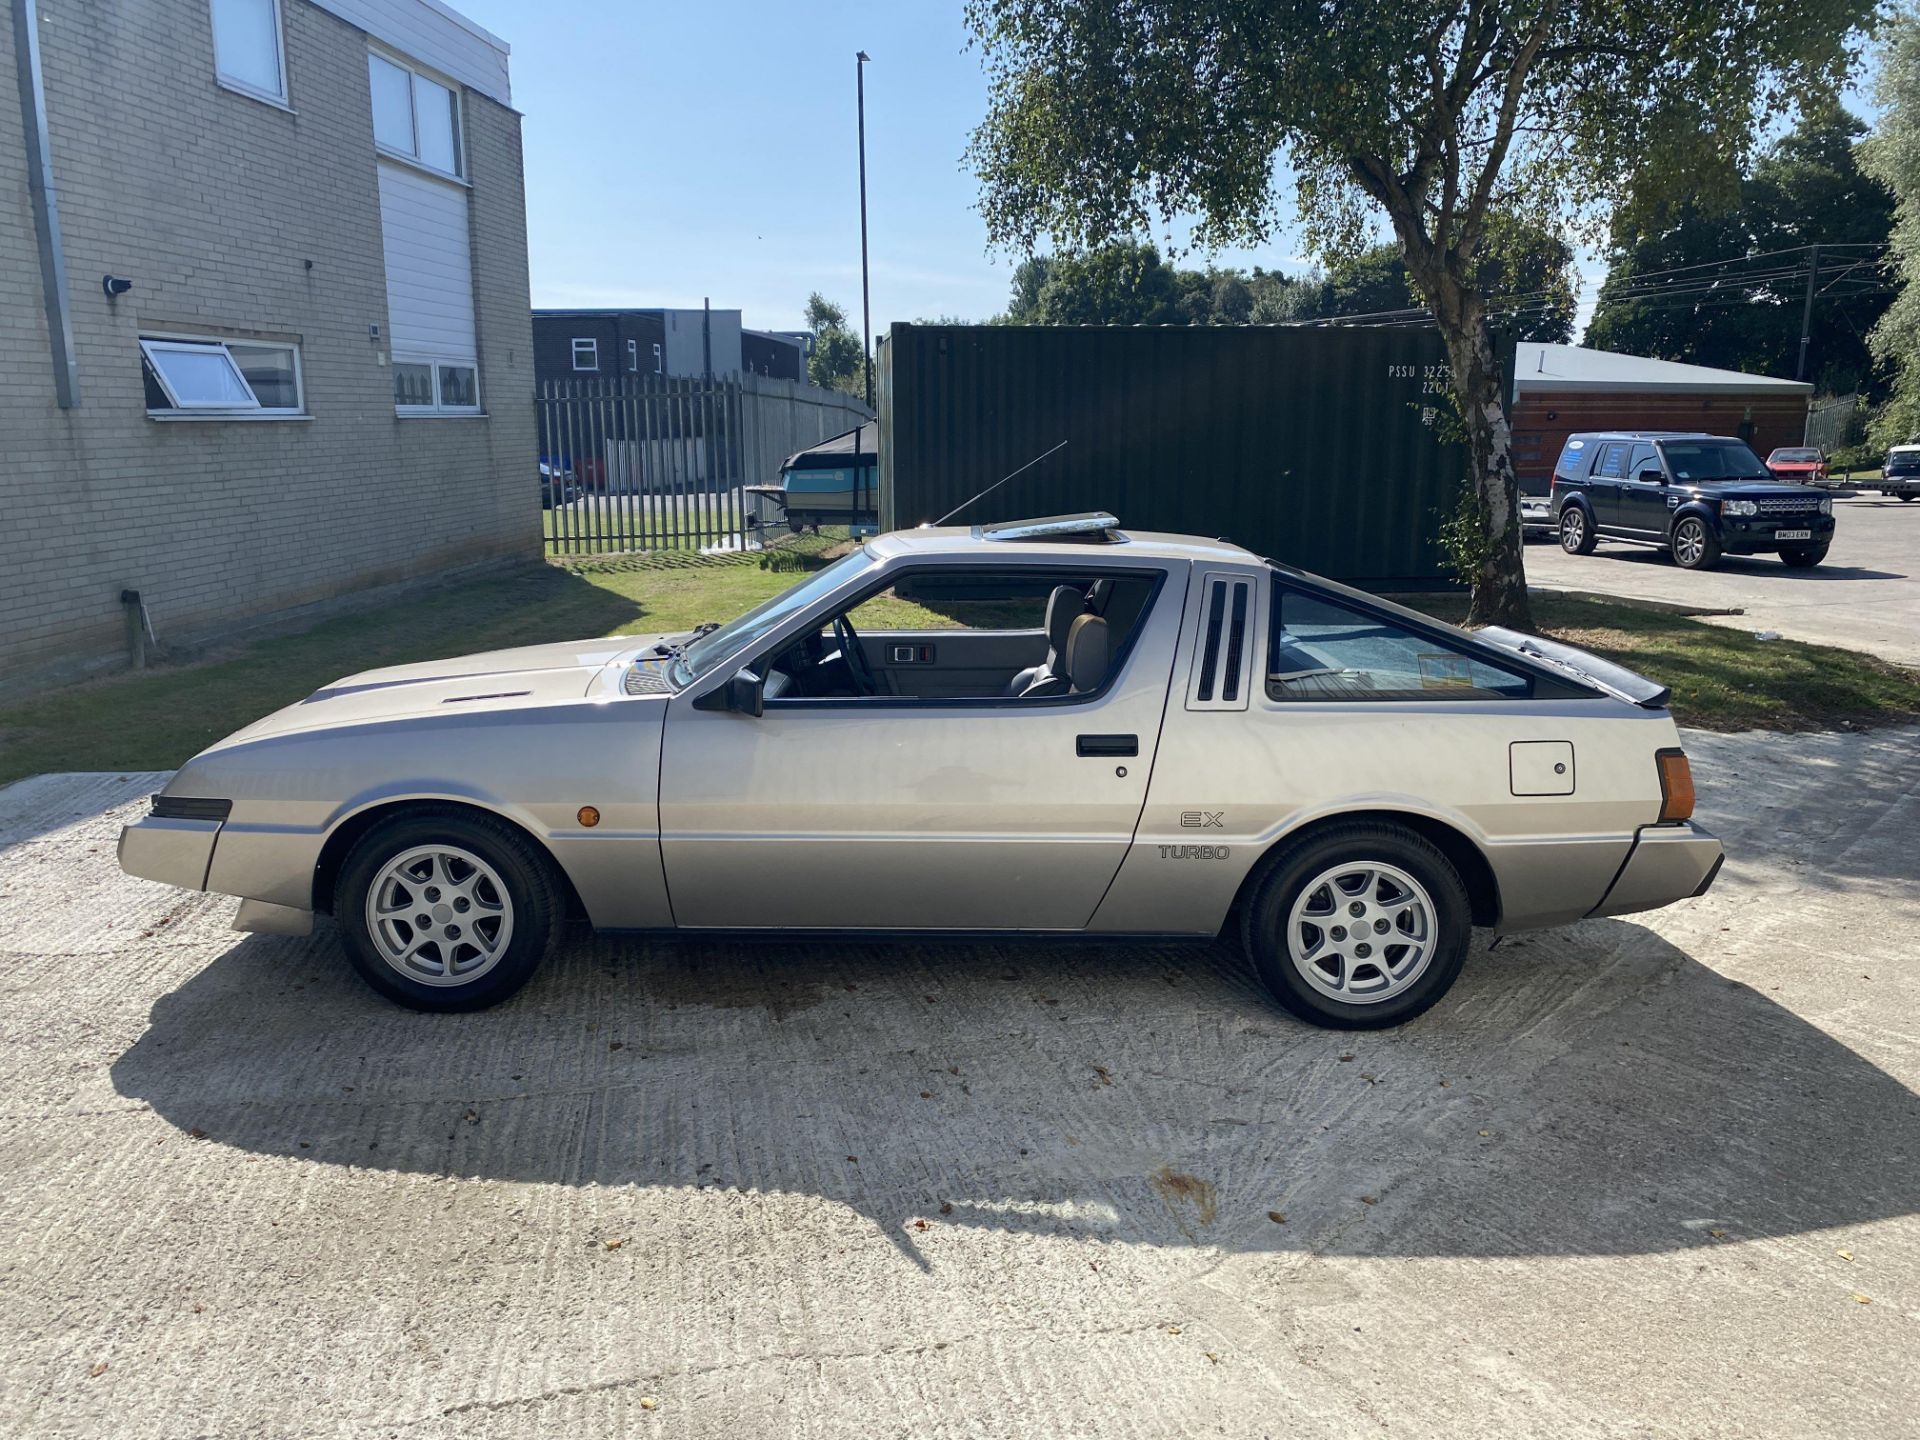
[
  {"xmin": 846, "ymin": 1156, "xmax": 859, "ymax": 1164},
  {"xmin": 1205, "ymin": 1352, "xmax": 1220, "ymax": 1365},
  {"xmin": 1338, "ymin": 1054, "xmax": 1355, "ymax": 1063},
  {"xmin": 609, "ymin": 1042, "xmax": 624, "ymax": 1051},
  {"xmin": 1360, "ymin": 1195, "xmax": 1378, "ymax": 1206},
  {"xmin": 939, "ymin": 1201, "xmax": 953, "ymax": 1215},
  {"xmin": 639, "ymin": 1395, "xmax": 660, "ymax": 1410},
  {"xmin": 1165, "ymin": 1325, "xmax": 1182, "ymax": 1336},
  {"xmin": 1267, "ymin": 1211, "xmax": 1286, "ymax": 1224},
  {"xmin": 1478, "ymin": 1130, "xmax": 1491, "ymax": 1138},
  {"xmin": 912, "ymin": 1219, "xmax": 929, "ymax": 1232},
  {"xmin": 188, "ymin": 1128, "xmax": 208, "ymax": 1140},
  {"xmin": 604, "ymin": 1238, "xmax": 624, "ymax": 1251},
  {"xmin": 920, "ymin": 1091, "xmax": 933, "ymax": 1099},
  {"xmin": 89, "ymin": 1362, "xmax": 108, "ymax": 1378},
  {"xmin": 1093, "ymin": 1065, "xmax": 1113, "ymax": 1087},
  {"xmin": 1854, "ymin": 1293, "xmax": 1872, "ymax": 1305},
  {"xmin": 1709, "ymin": 1229, "xmax": 1726, "ymax": 1238},
  {"xmin": 1838, "ymin": 1249, "xmax": 1854, "ymax": 1262}
]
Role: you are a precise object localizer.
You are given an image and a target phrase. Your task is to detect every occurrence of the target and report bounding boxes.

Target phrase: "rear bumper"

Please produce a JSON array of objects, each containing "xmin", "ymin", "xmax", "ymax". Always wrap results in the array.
[
  {"xmin": 1589, "ymin": 821, "xmax": 1723, "ymax": 919},
  {"xmin": 117, "ymin": 817, "xmax": 220, "ymax": 891}
]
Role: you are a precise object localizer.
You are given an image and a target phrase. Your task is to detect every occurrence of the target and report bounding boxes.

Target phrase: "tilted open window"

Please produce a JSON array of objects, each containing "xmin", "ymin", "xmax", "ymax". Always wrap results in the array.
[{"xmin": 141, "ymin": 336, "xmax": 303, "ymax": 417}]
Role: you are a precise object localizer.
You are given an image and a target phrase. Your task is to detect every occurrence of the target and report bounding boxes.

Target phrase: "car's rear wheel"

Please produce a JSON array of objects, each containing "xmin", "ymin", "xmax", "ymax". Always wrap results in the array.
[
  {"xmin": 336, "ymin": 809, "xmax": 560, "ymax": 1011},
  {"xmin": 1241, "ymin": 823, "xmax": 1472, "ymax": 1029},
  {"xmin": 1670, "ymin": 516, "xmax": 1721, "ymax": 570},
  {"xmin": 1559, "ymin": 505, "xmax": 1597, "ymax": 555},
  {"xmin": 1780, "ymin": 545, "xmax": 1828, "ymax": 569}
]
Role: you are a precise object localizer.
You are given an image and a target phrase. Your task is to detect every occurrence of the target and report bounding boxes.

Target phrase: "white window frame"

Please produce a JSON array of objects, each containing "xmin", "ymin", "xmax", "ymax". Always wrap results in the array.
[
  {"xmin": 572, "ymin": 338, "xmax": 599, "ymax": 372},
  {"xmin": 368, "ymin": 46, "xmax": 465, "ymax": 181},
  {"xmin": 627, "ymin": 338, "xmax": 639, "ymax": 372},
  {"xmin": 210, "ymin": 0, "xmax": 290, "ymax": 108},
  {"xmin": 394, "ymin": 355, "xmax": 482, "ymax": 417},
  {"xmin": 652, "ymin": 342, "xmax": 663, "ymax": 374},
  {"xmin": 141, "ymin": 334, "xmax": 305, "ymax": 419}
]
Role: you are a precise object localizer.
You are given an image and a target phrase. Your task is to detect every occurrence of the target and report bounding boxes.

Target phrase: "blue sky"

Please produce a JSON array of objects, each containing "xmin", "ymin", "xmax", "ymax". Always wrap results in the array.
[{"xmin": 454, "ymin": 1, "xmax": 1881, "ymax": 339}]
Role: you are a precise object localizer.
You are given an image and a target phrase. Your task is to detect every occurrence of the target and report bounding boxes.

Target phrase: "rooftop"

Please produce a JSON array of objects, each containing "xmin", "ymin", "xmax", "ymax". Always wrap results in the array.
[{"xmin": 1513, "ymin": 343, "xmax": 1813, "ymax": 398}]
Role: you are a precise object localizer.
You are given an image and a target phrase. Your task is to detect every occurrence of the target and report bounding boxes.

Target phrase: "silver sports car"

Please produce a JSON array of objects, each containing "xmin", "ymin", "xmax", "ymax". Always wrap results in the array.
[{"xmin": 120, "ymin": 513, "xmax": 1722, "ymax": 1029}]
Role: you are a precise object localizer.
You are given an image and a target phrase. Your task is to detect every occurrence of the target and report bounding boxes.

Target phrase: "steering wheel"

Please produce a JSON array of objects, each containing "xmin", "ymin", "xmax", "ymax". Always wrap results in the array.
[{"xmin": 831, "ymin": 614, "xmax": 877, "ymax": 696}]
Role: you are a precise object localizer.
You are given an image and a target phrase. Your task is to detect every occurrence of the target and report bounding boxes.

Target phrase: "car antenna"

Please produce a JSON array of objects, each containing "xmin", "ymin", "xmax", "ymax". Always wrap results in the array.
[{"xmin": 932, "ymin": 439, "xmax": 1069, "ymax": 526}]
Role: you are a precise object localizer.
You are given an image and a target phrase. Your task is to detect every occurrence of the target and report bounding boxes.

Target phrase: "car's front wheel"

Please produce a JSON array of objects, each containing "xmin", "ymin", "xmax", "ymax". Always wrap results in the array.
[
  {"xmin": 1559, "ymin": 505, "xmax": 1597, "ymax": 555},
  {"xmin": 1241, "ymin": 822, "xmax": 1472, "ymax": 1029},
  {"xmin": 1780, "ymin": 545, "xmax": 1829, "ymax": 569},
  {"xmin": 1670, "ymin": 515, "xmax": 1721, "ymax": 570},
  {"xmin": 336, "ymin": 809, "xmax": 560, "ymax": 1011}
]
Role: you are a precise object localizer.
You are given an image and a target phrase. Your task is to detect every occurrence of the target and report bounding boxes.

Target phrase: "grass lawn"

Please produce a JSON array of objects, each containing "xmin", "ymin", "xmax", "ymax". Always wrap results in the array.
[{"xmin": 3, "ymin": 552, "xmax": 1916, "ymax": 786}]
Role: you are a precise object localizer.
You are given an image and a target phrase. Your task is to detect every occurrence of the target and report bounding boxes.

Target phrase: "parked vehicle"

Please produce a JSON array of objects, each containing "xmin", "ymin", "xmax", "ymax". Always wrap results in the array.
[
  {"xmin": 1552, "ymin": 431, "xmax": 1835, "ymax": 569},
  {"xmin": 1882, "ymin": 445, "xmax": 1920, "ymax": 501},
  {"xmin": 746, "ymin": 422, "xmax": 879, "ymax": 533},
  {"xmin": 120, "ymin": 513, "xmax": 1721, "ymax": 1030},
  {"xmin": 1518, "ymin": 491, "xmax": 1554, "ymax": 538},
  {"xmin": 1764, "ymin": 446, "xmax": 1828, "ymax": 484},
  {"xmin": 538, "ymin": 462, "xmax": 578, "ymax": 509}
]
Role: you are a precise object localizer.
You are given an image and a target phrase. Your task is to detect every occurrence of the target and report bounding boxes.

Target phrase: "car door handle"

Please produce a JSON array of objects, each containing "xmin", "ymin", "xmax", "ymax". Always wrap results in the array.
[{"xmin": 1076, "ymin": 733, "xmax": 1138, "ymax": 757}]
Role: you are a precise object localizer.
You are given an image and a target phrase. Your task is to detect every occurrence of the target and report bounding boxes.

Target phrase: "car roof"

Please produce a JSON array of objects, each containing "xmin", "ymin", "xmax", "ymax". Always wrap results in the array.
[
  {"xmin": 1566, "ymin": 431, "xmax": 1735, "ymax": 442},
  {"xmin": 1890, "ymin": 444, "xmax": 1920, "ymax": 453},
  {"xmin": 868, "ymin": 521, "xmax": 1261, "ymax": 567}
]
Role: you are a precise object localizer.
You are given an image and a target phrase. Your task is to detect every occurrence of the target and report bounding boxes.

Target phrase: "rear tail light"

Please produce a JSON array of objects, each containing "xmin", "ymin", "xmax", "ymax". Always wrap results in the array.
[{"xmin": 1654, "ymin": 749, "xmax": 1694, "ymax": 823}]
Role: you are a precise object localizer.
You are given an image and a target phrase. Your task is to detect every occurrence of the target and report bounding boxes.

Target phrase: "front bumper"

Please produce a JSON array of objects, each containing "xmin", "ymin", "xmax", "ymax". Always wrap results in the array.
[
  {"xmin": 1589, "ymin": 821, "xmax": 1723, "ymax": 919},
  {"xmin": 117, "ymin": 817, "xmax": 220, "ymax": 891},
  {"xmin": 1721, "ymin": 513, "xmax": 1834, "ymax": 553}
]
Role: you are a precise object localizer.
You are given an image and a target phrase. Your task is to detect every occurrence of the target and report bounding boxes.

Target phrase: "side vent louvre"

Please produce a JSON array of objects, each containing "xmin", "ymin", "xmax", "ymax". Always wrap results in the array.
[{"xmin": 1186, "ymin": 573, "xmax": 1257, "ymax": 712}]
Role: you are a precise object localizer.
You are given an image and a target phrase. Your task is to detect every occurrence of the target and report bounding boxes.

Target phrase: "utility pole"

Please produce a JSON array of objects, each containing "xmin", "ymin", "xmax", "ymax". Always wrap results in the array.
[
  {"xmin": 1796, "ymin": 243, "xmax": 1820, "ymax": 383},
  {"xmin": 856, "ymin": 50, "xmax": 873, "ymax": 410}
]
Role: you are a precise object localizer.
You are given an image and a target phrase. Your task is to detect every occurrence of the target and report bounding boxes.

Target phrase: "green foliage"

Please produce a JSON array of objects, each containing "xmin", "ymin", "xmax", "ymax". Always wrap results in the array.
[
  {"xmin": 1588, "ymin": 101, "xmax": 1893, "ymax": 394},
  {"xmin": 803, "ymin": 291, "xmax": 868, "ymax": 396},
  {"xmin": 961, "ymin": 0, "xmax": 1864, "ymax": 624},
  {"xmin": 1864, "ymin": 9, "xmax": 1920, "ymax": 448}
]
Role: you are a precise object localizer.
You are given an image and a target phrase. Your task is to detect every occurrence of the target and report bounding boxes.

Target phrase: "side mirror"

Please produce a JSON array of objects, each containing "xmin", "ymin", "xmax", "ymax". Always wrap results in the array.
[
  {"xmin": 693, "ymin": 667, "xmax": 765, "ymax": 716},
  {"xmin": 727, "ymin": 668, "xmax": 765, "ymax": 717},
  {"xmin": 1636, "ymin": 467, "xmax": 1665, "ymax": 485}
]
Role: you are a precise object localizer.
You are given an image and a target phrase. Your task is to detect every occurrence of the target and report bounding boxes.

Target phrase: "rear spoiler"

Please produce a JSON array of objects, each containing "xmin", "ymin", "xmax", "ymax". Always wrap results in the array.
[{"xmin": 1476, "ymin": 626, "xmax": 1672, "ymax": 708}]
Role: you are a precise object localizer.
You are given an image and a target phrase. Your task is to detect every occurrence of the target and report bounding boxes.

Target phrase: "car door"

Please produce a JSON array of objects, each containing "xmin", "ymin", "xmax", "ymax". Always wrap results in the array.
[
  {"xmin": 655, "ymin": 558, "xmax": 1186, "ymax": 931},
  {"xmin": 1588, "ymin": 441, "xmax": 1630, "ymax": 528},
  {"xmin": 1614, "ymin": 442, "xmax": 1667, "ymax": 534}
]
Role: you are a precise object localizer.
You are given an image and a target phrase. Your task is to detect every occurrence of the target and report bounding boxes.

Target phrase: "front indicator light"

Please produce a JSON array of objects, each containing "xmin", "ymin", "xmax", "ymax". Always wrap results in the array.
[
  {"xmin": 1820, "ymin": 495, "xmax": 1833, "ymax": 515},
  {"xmin": 1655, "ymin": 748, "xmax": 1695, "ymax": 823}
]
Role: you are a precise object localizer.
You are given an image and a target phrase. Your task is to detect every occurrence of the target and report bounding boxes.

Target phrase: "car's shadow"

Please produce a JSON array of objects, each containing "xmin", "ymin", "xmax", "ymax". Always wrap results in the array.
[
  {"xmin": 1581, "ymin": 548, "xmax": 1905, "ymax": 582},
  {"xmin": 111, "ymin": 916, "xmax": 1920, "ymax": 1268}
]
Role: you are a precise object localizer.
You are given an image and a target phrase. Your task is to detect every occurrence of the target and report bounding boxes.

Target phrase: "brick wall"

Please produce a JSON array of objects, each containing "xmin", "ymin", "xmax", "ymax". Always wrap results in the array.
[
  {"xmin": 0, "ymin": 0, "xmax": 536, "ymax": 688},
  {"xmin": 1510, "ymin": 391, "xmax": 1813, "ymax": 487}
]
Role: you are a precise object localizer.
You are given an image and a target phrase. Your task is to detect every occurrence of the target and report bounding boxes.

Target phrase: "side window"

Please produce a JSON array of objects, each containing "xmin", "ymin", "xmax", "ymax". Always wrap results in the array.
[
  {"xmin": 845, "ymin": 570, "xmax": 1156, "ymax": 641},
  {"xmin": 1594, "ymin": 442, "xmax": 1629, "ymax": 479},
  {"xmin": 1267, "ymin": 586, "xmax": 1532, "ymax": 701},
  {"xmin": 1626, "ymin": 444, "xmax": 1659, "ymax": 480},
  {"xmin": 1552, "ymin": 438, "xmax": 1588, "ymax": 481}
]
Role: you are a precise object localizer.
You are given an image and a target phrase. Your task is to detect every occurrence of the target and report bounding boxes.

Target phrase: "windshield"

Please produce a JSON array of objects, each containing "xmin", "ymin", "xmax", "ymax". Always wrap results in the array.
[
  {"xmin": 1770, "ymin": 449, "xmax": 1820, "ymax": 462},
  {"xmin": 1657, "ymin": 440, "xmax": 1772, "ymax": 483},
  {"xmin": 671, "ymin": 549, "xmax": 873, "ymax": 685},
  {"xmin": 1888, "ymin": 450, "xmax": 1920, "ymax": 473}
]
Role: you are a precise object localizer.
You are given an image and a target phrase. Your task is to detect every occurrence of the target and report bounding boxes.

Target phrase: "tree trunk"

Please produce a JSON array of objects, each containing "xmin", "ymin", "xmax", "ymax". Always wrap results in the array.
[{"xmin": 1418, "ymin": 277, "xmax": 1533, "ymax": 630}]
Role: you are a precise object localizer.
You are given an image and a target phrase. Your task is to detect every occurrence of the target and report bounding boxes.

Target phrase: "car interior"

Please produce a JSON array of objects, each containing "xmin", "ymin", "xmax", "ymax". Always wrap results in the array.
[{"xmin": 759, "ymin": 570, "xmax": 1158, "ymax": 702}]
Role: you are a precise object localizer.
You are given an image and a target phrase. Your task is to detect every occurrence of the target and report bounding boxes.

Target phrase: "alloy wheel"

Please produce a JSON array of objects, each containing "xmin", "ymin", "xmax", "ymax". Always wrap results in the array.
[
  {"xmin": 365, "ymin": 844, "xmax": 515, "ymax": 986},
  {"xmin": 1284, "ymin": 862, "xmax": 1436, "ymax": 1005}
]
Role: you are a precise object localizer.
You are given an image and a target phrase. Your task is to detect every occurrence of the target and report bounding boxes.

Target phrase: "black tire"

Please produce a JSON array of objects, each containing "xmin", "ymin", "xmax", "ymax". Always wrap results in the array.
[
  {"xmin": 335, "ymin": 807, "xmax": 561, "ymax": 1012},
  {"xmin": 1240, "ymin": 822, "xmax": 1473, "ymax": 1030},
  {"xmin": 1779, "ymin": 545, "xmax": 1828, "ymax": 569},
  {"xmin": 1558, "ymin": 504, "xmax": 1597, "ymax": 555},
  {"xmin": 1901, "ymin": 493, "xmax": 1915, "ymax": 502},
  {"xmin": 1670, "ymin": 515, "xmax": 1721, "ymax": 570}
]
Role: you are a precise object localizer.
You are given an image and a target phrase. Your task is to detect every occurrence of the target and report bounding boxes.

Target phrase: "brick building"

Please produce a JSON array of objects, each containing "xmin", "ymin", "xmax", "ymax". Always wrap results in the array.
[
  {"xmin": 1509, "ymin": 343, "xmax": 1813, "ymax": 488},
  {"xmin": 1, "ymin": 0, "xmax": 534, "ymax": 687}
]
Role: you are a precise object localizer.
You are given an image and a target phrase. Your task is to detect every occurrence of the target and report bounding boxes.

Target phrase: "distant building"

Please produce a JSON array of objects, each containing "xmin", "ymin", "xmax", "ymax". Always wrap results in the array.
[
  {"xmin": 1510, "ymin": 344, "xmax": 1813, "ymax": 485},
  {"xmin": 533, "ymin": 308, "xmax": 803, "ymax": 387},
  {"xmin": 1, "ymin": 0, "xmax": 533, "ymax": 688}
]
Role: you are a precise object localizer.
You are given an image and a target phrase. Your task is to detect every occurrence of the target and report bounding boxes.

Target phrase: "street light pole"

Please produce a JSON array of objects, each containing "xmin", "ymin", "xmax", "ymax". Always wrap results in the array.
[{"xmin": 856, "ymin": 50, "xmax": 873, "ymax": 410}]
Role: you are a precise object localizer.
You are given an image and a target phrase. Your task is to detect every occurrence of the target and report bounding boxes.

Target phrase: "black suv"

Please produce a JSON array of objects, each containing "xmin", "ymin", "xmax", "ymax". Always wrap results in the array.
[{"xmin": 1551, "ymin": 431, "xmax": 1835, "ymax": 570}]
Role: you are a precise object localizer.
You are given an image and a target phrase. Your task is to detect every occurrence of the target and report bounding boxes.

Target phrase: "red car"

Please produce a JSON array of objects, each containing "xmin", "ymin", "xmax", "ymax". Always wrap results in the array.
[{"xmin": 1765, "ymin": 446, "xmax": 1829, "ymax": 484}]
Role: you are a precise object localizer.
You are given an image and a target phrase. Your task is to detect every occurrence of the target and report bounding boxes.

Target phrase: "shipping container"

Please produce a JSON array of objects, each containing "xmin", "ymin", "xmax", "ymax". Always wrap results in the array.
[{"xmin": 878, "ymin": 324, "xmax": 1510, "ymax": 587}]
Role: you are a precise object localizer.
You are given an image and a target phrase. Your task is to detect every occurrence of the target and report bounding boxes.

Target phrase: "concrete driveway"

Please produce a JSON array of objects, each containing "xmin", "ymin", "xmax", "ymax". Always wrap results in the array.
[
  {"xmin": 2, "ymin": 734, "xmax": 1918, "ymax": 1438},
  {"xmin": 1525, "ymin": 493, "xmax": 1920, "ymax": 667}
]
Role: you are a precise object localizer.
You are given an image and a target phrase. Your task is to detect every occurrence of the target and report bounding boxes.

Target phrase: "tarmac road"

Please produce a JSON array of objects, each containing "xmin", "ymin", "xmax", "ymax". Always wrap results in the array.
[
  {"xmin": 1526, "ymin": 493, "xmax": 1920, "ymax": 667},
  {"xmin": 1, "ymin": 728, "xmax": 1917, "ymax": 1438}
]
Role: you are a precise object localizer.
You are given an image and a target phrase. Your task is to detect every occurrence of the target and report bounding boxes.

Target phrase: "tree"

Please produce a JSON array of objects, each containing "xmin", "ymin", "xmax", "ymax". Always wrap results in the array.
[
  {"xmin": 965, "ymin": 0, "xmax": 1868, "ymax": 626},
  {"xmin": 1862, "ymin": 11, "xmax": 1920, "ymax": 446},
  {"xmin": 803, "ymin": 291, "xmax": 867, "ymax": 396},
  {"xmin": 1004, "ymin": 240, "xmax": 1191, "ymax": 323},
  {"xmin": 1589, "ymin": 102, "xmax": 1893, "ymax": 394}
]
